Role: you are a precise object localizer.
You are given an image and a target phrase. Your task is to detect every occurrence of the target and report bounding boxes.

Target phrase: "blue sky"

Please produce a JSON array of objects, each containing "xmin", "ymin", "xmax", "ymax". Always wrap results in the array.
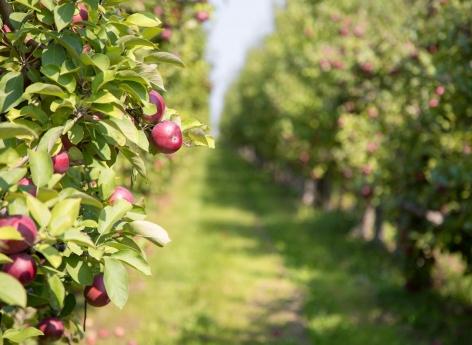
[{"xmin": 206, "ymin": 0, "xmax": 282, "ymax": 135}]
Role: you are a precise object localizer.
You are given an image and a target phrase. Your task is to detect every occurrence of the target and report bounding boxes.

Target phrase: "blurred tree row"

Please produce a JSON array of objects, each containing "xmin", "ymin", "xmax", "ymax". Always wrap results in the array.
[{"xmin": 222, "ymin": 0, "xmax": 472, "ymax": 291}]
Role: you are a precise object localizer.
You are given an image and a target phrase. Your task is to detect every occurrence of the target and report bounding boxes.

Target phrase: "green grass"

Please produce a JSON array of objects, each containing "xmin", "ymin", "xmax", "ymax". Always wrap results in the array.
[{"xmin": 87, "ymin": 147, "xmax": 472, "ymax": 345}]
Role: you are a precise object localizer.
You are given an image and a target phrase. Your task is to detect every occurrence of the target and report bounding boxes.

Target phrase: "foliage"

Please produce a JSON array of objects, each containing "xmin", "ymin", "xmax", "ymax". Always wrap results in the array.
[
  {"xmin": 222, "ymin": 0, "xmax": 472, "ymax": 290},
  {"xmin": 0, "ymin": 0, "xmax": 210, "ymax": 342}
]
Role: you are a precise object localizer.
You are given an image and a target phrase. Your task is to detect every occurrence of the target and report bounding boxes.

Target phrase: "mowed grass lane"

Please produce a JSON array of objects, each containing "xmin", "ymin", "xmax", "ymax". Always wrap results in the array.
[{"xmin": 86, "ymin": 148, "xmax": 471, "ymax": 345}]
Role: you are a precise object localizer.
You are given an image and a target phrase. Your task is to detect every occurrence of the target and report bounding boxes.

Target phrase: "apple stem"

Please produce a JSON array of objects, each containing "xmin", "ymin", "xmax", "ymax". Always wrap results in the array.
[{"xmin": 83, "ymin": 301, "xmax": 88, "ymax": 332}]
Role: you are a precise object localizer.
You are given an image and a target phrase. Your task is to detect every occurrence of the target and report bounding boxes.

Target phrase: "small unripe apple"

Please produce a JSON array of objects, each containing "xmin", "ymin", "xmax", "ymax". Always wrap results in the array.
[
  {"xmin": 72, "ymin": 3, "xmax": 88, "ymax": 24},
  {"xmin": 0, "ymin": 215, "xmax": 38, "ymax": 254},
  {"xmin": 38, "ymin": 317, "xmax": 64, "ymax": 341},
  {"xmin": 18, "ymin": 177, "xmax": 36, "ymax": 196},
  {"xmin": 161, "ymin": 27, "xmax": 172, "ymax": 41},
  {"xmin": 195, "ymin": 11, "xmax": 209, "ymax": 23},
  {"xmin": 84, "ymin": 274, "xmax": 110, "ymax": 307},
  {"xmin": 52, "ymin": 151, "xmax": 70, "ymax": 174},
  {"xmin": 151, "ymin": 121, "xmax": 183, "ymax": 154},
  {"xmin": 2, "ymin": 253, "xmax": 37, "ymax": 285},
  {"xmin": 109, "ymin": 186, "xmax": 134, "ymax": 205},
  {"xmin": 144, "ymin": 91, "xmax": 166, "ymax": 123}
]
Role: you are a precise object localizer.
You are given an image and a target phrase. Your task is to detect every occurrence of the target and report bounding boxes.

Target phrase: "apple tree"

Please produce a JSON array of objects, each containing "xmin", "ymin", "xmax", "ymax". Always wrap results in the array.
[{"xmin": 0, "ymin": 0, "xmax": 211, "ymax": 343}]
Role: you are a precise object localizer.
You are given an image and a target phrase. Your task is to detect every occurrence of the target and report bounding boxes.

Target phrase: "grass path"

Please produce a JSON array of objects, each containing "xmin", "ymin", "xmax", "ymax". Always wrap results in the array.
[{"xmin": 87, "ymin": 148, "xmax": 471, "ymax": 345}]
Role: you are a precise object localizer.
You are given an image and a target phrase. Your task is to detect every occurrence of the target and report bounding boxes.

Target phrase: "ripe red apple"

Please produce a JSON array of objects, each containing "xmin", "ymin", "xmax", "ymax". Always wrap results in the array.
[
  {"xmin": 144, "ymin": 90, "xmax": 166, "ymax": 123},
  {"xmin": 38, "ymin": 317, "xmax": 64, "ymax": 341},
  {"xmin": 154, "ymin": 6, "xmax": 164, "ymax": 17},
  {"xmin": 84, "ymin": 274, "xmax": 110, "ymax": 307},
  {"xmin": 195, "ymin": 11, "xmax": 210, "ymax": 23},
  {"xmin": 18, "ymin": 177, "xmax": 36, "ymax": 196},
  {"xmin": 72, "ymin": 3, "xmax": 88, "ymax": 24},
  {"xmin": 52, "ymin": 151, "xmax": 70, "ymax": 174},
  {"xmin": 2, "ymin": 253, "xmax": 37, "ymax": 285},
  {"xmin": 435, "ymin": 85, "xmax": 445, "ymax": 96},
  {"xmin": 429, "ymin": 98, "xmax": 439, "ymax": 108},
  {"xmin": 151, "ymin": 121, "xmax": 183, "ymax": 154},
  {"xmin": 161, "ymin": 27, "xmax": 172, "ymax": 41},
  {"xmin": 0, "ymin": 215, "xmax": 38, "ymax": 254},
  {"xmin": 360, "ymin": 185, "xmax": 373, "ymax": 199},
  {"xmin": 109, "ymin": 186, "xmax": 134, "ymax": 205}
]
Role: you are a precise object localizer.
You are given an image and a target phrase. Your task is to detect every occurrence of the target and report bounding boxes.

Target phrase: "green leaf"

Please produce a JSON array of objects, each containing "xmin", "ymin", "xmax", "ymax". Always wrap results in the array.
[
  {"xmin": 28, "ymin": 149, "xmax": 53, "ymax": 188},
  {"xmin": 2, "ymin": 327, "xmax": 43, "ymax": 343},
  {"xmin": 60, "ymin": 188, "xmax": 103, "ymax": 209},
  {"xmin": 121, "ymin": 147, "xmax": 146, "ymax": 176},
  {"xmin": 26, "ymin": 194, "xmax": 51, "ymax": 227},
  {"xmin": 81, "ymin": 53, "xmax": 110, "ymax": 71},
  {"xmin": 63, "ymin": 230, "xmax": 95, "ymax": 247},
  {"xmin": 0, "ymin": 122, "xmax": 37, "ymax": 140},
  {"xmin": 127, "ymin": 220, "xmax": 171, "ymax": 247},
  {"xmin": 108, "ymin": 117, "xmax": 148, "ymax": 151},
  {"xmin": 97, "ymin": 199, "xmax": 132, "ymax": 235},
  {"xmin": 49, "ymin": 198, "xmax": 81, "ymax": 235},
  {"xmin": 0, "ymin": 226, "xmax": 22, "ymax": 240},
  {"xmin": 42, "ymin": 44, "xmax": 67, "ymax": 66},
  {"xmin": 37, "ymin": 126, "xmax": 64, "ymax": 153},
  {"xmin": 24, "ymin": 82, "xmax": 67, "ymax": 98},
  {"xmin": 35, "ymin": 243, "xmax": 62, "ymax": 268},
  {"xmin": 125, "ymin": 13, "xmax": 161, "ymax": 27},
  {"xmin": 65, "ymin": 255, "xmax": 93, "ymax": 285},
  {"xmin": 98, "ymin": 168, "xmax": 115, "ymax": 199},
  {"xmin": 0, "ymin": 72, "xmax": 24, "ymax": 114},
  {"xmin": 54, "ymin": 2, "xmax": 74, "ymax": 31},
  {"xmin": 144, "ymin": 52, "xmax": 185, "ymax": 67},
  {"xmin": 0, "ymin": 272, "xmax": 27, "ymax": 307},
  {"xmin": 0, "ymin": 253, "xmax": 13, "ymax": 264},
  {"xmin": 47, "ymin": 274, "xmax": 65, "ymax": 310},
  {"xmin": 0, "ymin": 168, "xmax": 27, "ymax": 193},
  {"xmin": 104, "ymin": 258, "xmax": 128, "ymax": 309},
  {"xmin": 111, "ymin": 249, "xmax": 151, "ymax": 276}
]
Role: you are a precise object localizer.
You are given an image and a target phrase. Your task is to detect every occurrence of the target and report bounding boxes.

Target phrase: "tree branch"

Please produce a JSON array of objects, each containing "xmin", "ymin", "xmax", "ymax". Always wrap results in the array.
[{"xmin": 0, "ymin": 0, "xmax": 13, "ymax": 28}]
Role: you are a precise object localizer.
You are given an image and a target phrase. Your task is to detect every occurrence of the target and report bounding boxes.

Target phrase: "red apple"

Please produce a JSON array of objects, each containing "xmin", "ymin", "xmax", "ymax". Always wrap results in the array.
[
  {"xmin": 144, "ymin": 90, "xmax": 166, "ymax": 123},
  {"xmin": 435, "ymin": 85, "xmax": 445, "ymax": 96},
  {"xmin": 18, "ymin": 177, "xmax": 36, "ymax": 196},
  {"xmin": 0, "ymin": 215, "xmax": 38, "ymax": 254},
  {"xmin": 2, "ymin": 253, "xmax": 37, "ymax": 285},
  {"xmin": 151, "ymin": 121, "xmax": 183, "ymax": 154},
  {"xmin": 84, "ymin": 274, "xmax": 110, "ymax": 307},
  {"xmin": 161, "ymin": 28, "xmax": 172, "ymax": 41},
  {"xmin": 38, "ymin": 317, "xmax": 64, "ymax": 341},
  {"xmin": 429, "ymin": 98, "xmax": 439, "ymax": 108},
  {"xmin": 154, "ymin": 6, "xmax": 164, "ymax": 17},
  {"xmin": 52, "ymin": 151, "xmax": 70, "ymax": 174},
  {"xmin": 72, "ymin": 3, "xmax": 88, "ymax": 24},
  {"xmin": 109, "ymin": 186, "xmax": 134, "ymax": 205},
  {"xmin": 361, "ymin": 185, "xmax": 374, "ymax": 199},
  {"xmin": 2, "ymin": 24, "xmax": 11, "ymax": 33},
  {"xmin": 195, "ymin": 11, "xmax": 210, "ymax": 23}
]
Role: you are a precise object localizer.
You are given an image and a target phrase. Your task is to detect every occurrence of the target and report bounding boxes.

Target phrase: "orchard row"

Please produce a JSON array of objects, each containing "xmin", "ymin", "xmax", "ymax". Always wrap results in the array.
[{"xmin": 222, "ymin": 0, "xmax": 472, "ymax": 290}]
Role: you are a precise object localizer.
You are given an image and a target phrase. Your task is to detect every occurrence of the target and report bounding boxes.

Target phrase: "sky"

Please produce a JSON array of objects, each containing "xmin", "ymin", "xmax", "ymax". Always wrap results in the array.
[{"xmin": 206, "ymin": 0, "xmax": 282, "ymax": 135}]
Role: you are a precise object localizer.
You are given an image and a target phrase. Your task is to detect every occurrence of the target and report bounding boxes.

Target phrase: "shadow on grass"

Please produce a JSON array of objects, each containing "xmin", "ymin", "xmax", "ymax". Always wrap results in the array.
[{"xmin": 177, "ymin": 146, "xmax": 472, "ymax": 345}]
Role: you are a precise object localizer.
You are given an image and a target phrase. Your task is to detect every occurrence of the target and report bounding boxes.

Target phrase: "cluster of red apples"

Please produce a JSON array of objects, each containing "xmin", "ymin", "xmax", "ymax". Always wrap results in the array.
[{"xmin": 0, "ymin": 184, "xmax": 139, "ymax": 341}]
